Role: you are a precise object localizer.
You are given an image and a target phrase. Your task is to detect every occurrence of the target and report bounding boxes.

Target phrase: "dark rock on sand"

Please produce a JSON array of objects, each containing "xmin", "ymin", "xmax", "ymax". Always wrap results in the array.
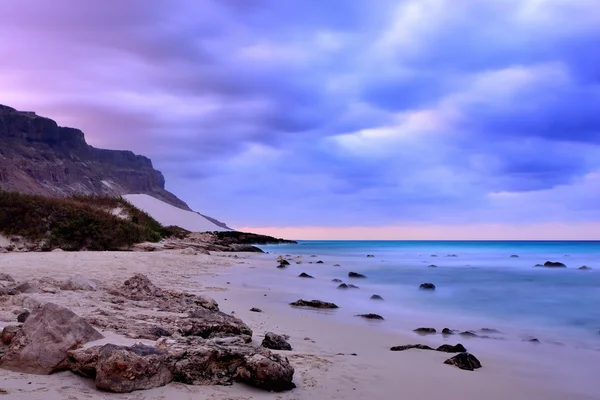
[
  {"xmin": 348, "ymin": 272, "xmax": 366, "ymax": 278},
  {"xmin": 355, "ymin": 313, "xmax": 384, "ymax": 320},
  {"xmin": 16, "ymin": 310, "xmax": 30, "ymax": 323},
  {"xmin": 442, "ymin": 328, "xmax": 454, "ymax": 335},
  {"xmin": 182, "ymin": 308, "xmax": 253, "ymax": 341},
  {"xmin": 316, "ymin": 260, "xmax": 324, "ymax": 264},
  {"xmin": 537, "ymin": 261, "xmax": 567, "ymax": 268},
  {"xmin": 443, "ymin": 352, "xmax": 482, "ymax": 371},
  {"xmin": 413, "ymin": 327, "xmax": 436, "ymax": 335},
  {"xmin": 436, "ymin": 344, "xmax": 467, "ymax": 353},
  {"xmin": 579, "ymin": 266, "xmax": 592, "ymax": 270},
  {"xmin": 290, "ymin": 299, "xmax": 338, "ymax": 309},
  {"xmin": 419, "ymin": 283, "xmax": 436, "ymax": 290},
  {"xmin": 390, "ymin": 344, "xmax": 434, "ymax": 351},
  {"xmin": 370, "ymin": 294, "xmax": 384, "ymax": 300},
  {"xmin": 298, "ymin": 272, "xmax": 314, "ymax": 278},
  {"xmin": 0, "ymin": 302, "xmax": 103, "ymax": 374},
  {"xmin": 250, "ymin": 307, "xmax": 263, "ymax": 313},
  {"xmin": 332, "ymin": 279, "xmax": 343, "ymax": 283},
  {"xmin": 262, "ymin": 332, "xmax": 292, "ymax": 351},
  {"xmin": 337, "ymin": 283, "xmax": 349, "ymax": 289}
]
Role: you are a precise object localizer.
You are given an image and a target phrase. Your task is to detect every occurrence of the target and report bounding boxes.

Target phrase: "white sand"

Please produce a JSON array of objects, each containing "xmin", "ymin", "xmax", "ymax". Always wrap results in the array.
[
  {"xmin": 0, "ymin": 251, "xmax": 597, "ymax": 399},
  {"xmin": 123, "ymin": 194, "xmax": 231, "ymax": 232}
]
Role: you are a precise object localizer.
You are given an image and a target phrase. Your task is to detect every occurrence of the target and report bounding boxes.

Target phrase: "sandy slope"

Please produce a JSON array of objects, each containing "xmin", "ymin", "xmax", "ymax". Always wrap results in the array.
[
  {"xmin": 123, "ymin": 194, "xmax": 230, "ymax": 232},
  {"xmin": 0, "ymin": 251, "xmax": 596, "ymax": 400}
]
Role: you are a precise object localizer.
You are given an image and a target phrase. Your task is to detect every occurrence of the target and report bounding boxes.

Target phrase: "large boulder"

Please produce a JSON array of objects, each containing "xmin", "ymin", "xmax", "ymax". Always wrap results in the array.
[
  {"xmin": 262, "ymin": 332, "xmax": 292, "ymax": 351},
  {"xmin": 444, "ymin": 352, "xmax": 482, "ymax": 371},
  {"xmin": 289, "ymin": 299, "xmax": 339, "ymax": 309},
  {"xmin": 0, "ymin": 302, "xmax": 103, "ymax": 374}
]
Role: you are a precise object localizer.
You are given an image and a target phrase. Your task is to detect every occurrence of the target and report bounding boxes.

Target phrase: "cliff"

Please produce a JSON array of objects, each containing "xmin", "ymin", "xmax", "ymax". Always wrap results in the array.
[{"xmin": 0, "ymin": 104, "xmax": 189, "ymax": 210}]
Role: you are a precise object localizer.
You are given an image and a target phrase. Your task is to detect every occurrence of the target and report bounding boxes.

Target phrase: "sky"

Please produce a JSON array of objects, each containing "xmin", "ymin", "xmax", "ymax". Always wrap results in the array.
[{"xmin": 1, "ymin": 0, "xmax": 599, "ymax": 239}]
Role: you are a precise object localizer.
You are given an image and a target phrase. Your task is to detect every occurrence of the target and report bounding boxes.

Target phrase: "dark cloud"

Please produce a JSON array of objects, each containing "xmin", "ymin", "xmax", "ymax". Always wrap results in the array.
[{"xmin": 1, "ymin": 0, "xmax": 599, "ymax": 228}]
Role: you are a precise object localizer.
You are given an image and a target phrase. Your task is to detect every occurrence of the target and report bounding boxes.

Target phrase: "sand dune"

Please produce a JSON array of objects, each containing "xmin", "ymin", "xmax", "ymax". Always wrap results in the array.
[{"xmin": 123, "ymin": 194, "xmax": 231, "ymax": 232}]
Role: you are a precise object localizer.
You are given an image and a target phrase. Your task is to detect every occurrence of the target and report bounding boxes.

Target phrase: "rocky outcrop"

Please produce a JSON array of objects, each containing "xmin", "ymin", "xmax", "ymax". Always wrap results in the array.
[
  {"xmin": 443, "ymin": 352, "xmax": 482, "ymax": 371},
  {"xmin": 262, "ymin": 332, "xmax": 292, "ymax": 351},
  {"xmin": 0, "ymin": 302, "xmax": 103, "ymax": 374},
  {"xmin": 290, "ymin": 299, "xmax": 339, "ymax": 309}
]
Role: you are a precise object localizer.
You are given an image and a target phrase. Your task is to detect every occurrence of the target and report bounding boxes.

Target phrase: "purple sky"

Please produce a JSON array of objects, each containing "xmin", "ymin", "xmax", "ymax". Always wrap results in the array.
[{"xmin": 1, "ymin": 1, "xmax": 599, "ymax": 238}]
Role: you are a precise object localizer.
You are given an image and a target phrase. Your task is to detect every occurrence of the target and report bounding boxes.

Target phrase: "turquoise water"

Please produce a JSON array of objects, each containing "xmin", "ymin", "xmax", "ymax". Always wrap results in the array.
[{"xmin": 259, "ymin": 241, "xmax": 600, "ymax": 344}]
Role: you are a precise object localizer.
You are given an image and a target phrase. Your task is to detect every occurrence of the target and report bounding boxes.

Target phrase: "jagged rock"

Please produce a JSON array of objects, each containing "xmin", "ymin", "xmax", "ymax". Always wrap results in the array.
[
  {"xmin": 442, "ymin": 328, "xmax": 454, "ymax": 335},
  {"xmin": 298, "ymin": 273, "xmax": 314, "ymax": 278},
  {"xmin": 413, "ymin": 327, "xmax": 436, "ymax": 335},
  {"xmin": 348, "ymin": 284, "xmax": 359, "ymax": 289},
  {"xmin": 355, "ymin": 313, "xmax": 384, "ymax": 320},
  {"xmin": 290, "ymin": 299, "xmax": 338, "ymax": 309},
  {"xmin": 536, "ymin": 261, "xmax": 566, "ymax": 268},
  {"xmin": 436, "ymin": 344, "xmax": 467, "ymax": 353},
  {"xmin": 579, "ymin": 266, "xmax": 592, "ymax": 270},
  {"xmin": 348, "ymin": 272, "xmax": 366, "ymax": 278},
  {"xmin": 0, "ymin": 273, "xmax": 14, "ymax": 282},
  {"xmin": 262, "ymin": 332, "xmax": 292, "ymax": 351},
  {"xmin": 419, "ymin": 283, "xmax": 436, "ymax": 290},
  {"xmin": 16, "ymin": 310, "xmax": 30, "ymax": 323},
  {"xmin": 1, "ymin": 325, "xmax": 20, "ymax": 345},
  {"xmin": 250, "ymin": 307, "xmax": 263, "ymax": 313},
  {"xmin": 0, "ymin": 302, "xmax": 103, "ymax": 374},
  {"xmin": 370, "ymin": 294, "xmax": 384, "ymax": 300},
  {"xmin": 337, "ymin": 283, "xmax": 349, "ymax": 289},
  {"xmin": 332, "ymin": 279, "xmax": 343, "ymax": 283},
  {"xmin": 444, "ymin": 352, "xmax": 482, "ymax": 371},
  {"xmin": 390, "ymin": 344, "xmax": 433, "ymax": 351},
  {"xmin": 182, "ymin": 308, "xmax": 252, "ymax": 341},
  {"xmin": 316, "ymin": 260, "xmax": 324, "ymax": 264},
  {"xmin": 59, "ymin": 275, "xmax": 97, "ymax": 291}
]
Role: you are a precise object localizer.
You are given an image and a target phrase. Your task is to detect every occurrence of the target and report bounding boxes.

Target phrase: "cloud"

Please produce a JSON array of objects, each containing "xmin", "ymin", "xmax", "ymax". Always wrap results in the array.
[{"xmin": 0, "ymin": 0, "xmax": 599, "ymax": 231}]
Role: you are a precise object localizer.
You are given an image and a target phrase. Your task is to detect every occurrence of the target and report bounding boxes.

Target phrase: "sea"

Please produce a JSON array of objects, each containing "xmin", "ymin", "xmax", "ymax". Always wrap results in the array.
[{"xmin": 257, "ymin": 240, "xmax": 600, "ymax": 349}]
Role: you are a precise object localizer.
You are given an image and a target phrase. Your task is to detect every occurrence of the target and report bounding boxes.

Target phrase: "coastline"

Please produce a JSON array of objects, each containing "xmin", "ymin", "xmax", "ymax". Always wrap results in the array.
[{"xmin": 0, "ymin": 250, "xmax": 597, "ymax": 399}]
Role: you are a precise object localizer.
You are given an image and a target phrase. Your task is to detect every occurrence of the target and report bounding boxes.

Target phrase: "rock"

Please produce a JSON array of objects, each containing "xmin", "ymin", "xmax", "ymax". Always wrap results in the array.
[
  {"xmin": 290, "ymin": 299, "xmax": 338, "ymax": 309},
  {"xmin": 332, "ymin": 279, "xmax": 343, "ymax": 283},
  {"xmin": 428, "ymin": 264, "xmax": 437, "ymax": 268},
  {"xmin": 367, "ymin": 254, "xmax": 375, "ymax": 258},
  {"xmin": 443, "ymin": 352, "xmax": 482, "ymax": 371},
  {"xmin": 390, "ymin": 344, "xmax": 434, "ymax": 351},
  {"xmin": 446, "ymin": 254, "xmax": 457, "ymax": 257},
  {"xmin": 431, "ymin": 254, "xmax": 438, "ymax": 257},
  {"xmin": 536, "ymin": 261, "xmax": 567, "ymax": 268},
  {"xmin": 348, "ymin": 272, "xmax": 366, "ymax": 278},
  {"xmin": 277, "ymin": 263, "xmax": 287, "ymax": 269},
  {"xmin": 436, "ymin": 344, "xmax": 467, "ymax": 353},
  {"xmin": 1, "ymin": 325, "xmax": 20, "ymax": 345},
  {"xmin": 262, "ymin": 332, "xmax": 292, "ymax": 351},
  {"xmin": 250, "ymin": 307, "xmax": 263, "ymax": 313},
  {"xmin": 182, "ymin": 308, "xmax": 253, "ymax": 341},
  {"xmin": 113, "ymin": 273, "xmax": 164, "ymax": 300},
  {"xmin": 337, "ymin": 283, "xmax": 349, "ymax": 289},
  {"xmin": 181, "ymin": 247, "xmax": 197, "ymax": 255},
  {"xmin": 279, "ymin": 259, "xmax": 290, "ymax": 266},
  {"xmin": 234, "ymin": 348, "xmax": 296, "ymax": 392},
  {"xmin": 0, "ymin": 273, "xmax": 14, "ymax": 282},
  {"xmin": 525, "ymin": 338, "xmax": 540, "ymax": 343},
  {"xmin": 480, "ymin": 328, "xmax": 500, "ymax": 333},
  {"xmin": 370, "ymin": 294, "xmax": 384, "ymax": 300},
  {"xmin": 510, "ymin": 255, "xmax": 519, "ymax": 258},
  {"xmin": 441, "ymin": 328, "xmax": 454, "ymax": 335},
  {"xmin": 16, "ymin": 310, "xmax": 30, "ymax": 323},
  {"xmin": 152, "ymin": 327, "xmax": 173, "ymax": 338},
  {"xmin": 59, "ymin": 275, "xmax": 97, "ymax": 291},
  {"xmin": 316, "ymin": 260, "xmax": 324, "ymax": 264},
  {"xmin": 0, "ymin": 302, "xmax": 103, "ymax": 374},
  {"xmin": 579, "ymin": 266, "xmax": 592, "ymax": 270},
  {"xmin": 419, "ymin": 283, "xmax": 436, "ymax": 290},
  {"xmin": 0, "ymin": 281, "xmax": 35, "ymax": 296},
  {"xmin": 459, "ymin": 331, "xmax": 478, "ymax": 337},
  {"xmin": 413, "ymin": 327, "xmax": 436, "ymax": 335},
  {"xmin": 333, "ymin": 264, "xmax": 341, "ymax": 267},
  {"xmin": 355, "ymin": 313, "xmax": 384, "ymax": 320},
  {"xmin": 298, "ymin": 273, "xmax": 314, "ymax": 278}
]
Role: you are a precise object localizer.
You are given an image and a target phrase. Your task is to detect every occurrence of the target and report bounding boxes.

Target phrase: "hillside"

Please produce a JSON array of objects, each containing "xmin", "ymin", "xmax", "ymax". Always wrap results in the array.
[{"xmin": 0, "ymin": 104, "xmax": 189, "ymax": 210}]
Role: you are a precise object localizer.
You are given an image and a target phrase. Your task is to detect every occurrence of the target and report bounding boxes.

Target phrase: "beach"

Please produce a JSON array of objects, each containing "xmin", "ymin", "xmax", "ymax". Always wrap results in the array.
[{"xmin": 0, "ymin": 249, "xmax": 598, "ymax": 399}]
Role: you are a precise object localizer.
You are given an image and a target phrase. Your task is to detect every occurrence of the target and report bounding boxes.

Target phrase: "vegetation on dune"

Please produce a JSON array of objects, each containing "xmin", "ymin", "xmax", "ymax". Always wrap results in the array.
[{"xmin": 0, "ymin": 191, "xmax": 186, "ymax": 251}]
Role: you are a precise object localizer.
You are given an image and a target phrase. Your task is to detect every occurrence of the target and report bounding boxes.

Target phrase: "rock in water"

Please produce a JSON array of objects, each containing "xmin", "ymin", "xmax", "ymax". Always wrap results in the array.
[
  {"xmin": 370, "ymin": 294, "xmax": 384, "ymax": 300},
  {"xmin": 390, "ymin": 344, "xmax": 434, "ymax": 351},
  {"xmin": 290, "ymin": 299, "xmax": 338, "ymax": 309},
  {"xmin": 459, "ymin": 331, "xmax": 478, "ymax": 337},
  {"xmin": 436, "ymin": 344, "xmax": 467, "ymax": 353},
  {"xmin": 0, "ymin": 302, "xmax": 103, "ymax": 374},
  {"xmin": 262, "ymin": 332, "xmax": 292, "ymax": 351},
  {"xmin": 337, "ymin": 283, "xmax": 349, "ymax": 289},
  {"xmin": 419, "ymin": 283, "xmax": 436, "ymax": 290},
  {"xmin": 348, "ymin": 284, "xmax": 359, "ymax": 289},
  {"xmin": 298, "ymin": 273, "xmax": 314, "ymax": 278},
  {"xmin": 250, "ymin": 307, "xmax": 263, "ymax": 313},
  {"xmin": 355, "ymin": 313, "xmax": 384, "ymax": 320},
  {"xmin": 332, "ymin": 279, "xmax": 343, "ymax": 283},
  {"xmin": 510, "ymin": 255, "xmax": 519, "ymax": 258},
  {"xmin": 443, "ymin": 352, "xmax": 482, "ymax": 371},
  {"xmin": 413, "ymin": 327, "xmax": 436, "ymax": 335},
  {"xmin": 442, "ymin": 328, "xmax": 454, "ymax": 335},
  {"xmin": 316, "ymin": 260, "xmax": 324, "ymax": 264},
  {"xmin": 348, "ymin": 272, "xmax": 366, "ymax": 278},
  {"xmin": 536, "ymin": 261, "xmax": 567, "ymax": 268},
  {"xmin": 579, "ymin": 266, "xmax": 592, "ymax": 270}
]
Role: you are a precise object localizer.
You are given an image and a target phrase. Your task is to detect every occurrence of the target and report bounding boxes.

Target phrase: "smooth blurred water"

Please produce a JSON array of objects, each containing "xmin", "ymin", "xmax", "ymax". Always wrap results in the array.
[{"xmin": 259, "ymin": 241, "xmax": 600, "ymax": 346}]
